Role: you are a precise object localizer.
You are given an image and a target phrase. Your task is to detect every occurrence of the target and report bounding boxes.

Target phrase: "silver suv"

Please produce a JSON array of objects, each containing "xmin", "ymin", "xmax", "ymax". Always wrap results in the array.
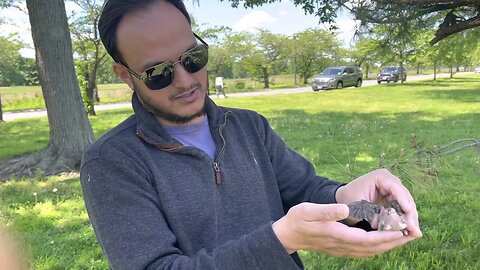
[
  {"xmin": 377, "ymin": 66, "xmax": 407, "ymax": 83},
  {"xmin": 311, "ymin": 66, "xmax": 363, "ymax": 91}
]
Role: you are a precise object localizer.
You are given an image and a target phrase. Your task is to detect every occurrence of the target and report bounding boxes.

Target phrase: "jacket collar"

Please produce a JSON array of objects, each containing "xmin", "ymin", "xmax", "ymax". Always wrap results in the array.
[{"xmin": 132, "ymin": 92, "xmax": 226, "ymax": 145}]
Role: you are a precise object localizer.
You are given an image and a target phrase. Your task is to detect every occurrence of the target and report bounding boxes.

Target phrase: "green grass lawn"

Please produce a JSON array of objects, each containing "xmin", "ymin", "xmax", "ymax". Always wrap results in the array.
[
  {"xmin": 0, "ymin": 84, "xmax": 131, "ymax": 112},
  {"xmin": 1, "ymin": 76, "xmax": 479, "ymax": 269}
]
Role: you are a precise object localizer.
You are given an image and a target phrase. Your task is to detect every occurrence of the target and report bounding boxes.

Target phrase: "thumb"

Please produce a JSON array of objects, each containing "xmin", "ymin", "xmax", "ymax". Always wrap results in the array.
[{"xmin": 301, "ymin": 203, "xmax": 349, "ymax": 222}]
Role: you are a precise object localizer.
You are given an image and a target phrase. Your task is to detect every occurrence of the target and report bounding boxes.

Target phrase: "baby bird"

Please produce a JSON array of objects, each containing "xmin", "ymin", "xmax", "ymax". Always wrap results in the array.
[{"xmin": 341, "ymin": 200, "xmax": 408, "ymax": 235}]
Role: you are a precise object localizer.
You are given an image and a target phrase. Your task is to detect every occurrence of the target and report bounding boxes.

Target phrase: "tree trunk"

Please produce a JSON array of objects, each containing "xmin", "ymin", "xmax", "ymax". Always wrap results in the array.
[
  {"xmin": 86, "ymin": 70, "xmax": 97, "ymax": 116},
  {"xmin": 416, "ymin": 63, "xmax": 420, "ymax": 75},
  {"xmin": 0, "ymin": 94, "xmax": 3, "ymax": 122},
  {"xmin": 94, "ymin": 85, "xmax": 100, "ymax": 103},
  {"xmin": 303, "ymin": 72, "xmax": 308, "ymax": 84},
  {"xmin": 262, "ymin": 66, "xmax": 269, "ymax": 89},
  {"xmin": 365, "ymin": 64, "xmax": 370, "ymax": 79},
  {"xmin": 0, "ymin": 0, "xmax": 95, "ymax": 181},
  {"xmin": 433, "ymin": 61, "xmax": 437, "ymax": 81},
  {"xmin": 400, "ymin": 61, "xmax": 405, "ymax": 84},
  {"xmin": 450, "ymin": 66, "xmax": 453, "ymax": 78}
]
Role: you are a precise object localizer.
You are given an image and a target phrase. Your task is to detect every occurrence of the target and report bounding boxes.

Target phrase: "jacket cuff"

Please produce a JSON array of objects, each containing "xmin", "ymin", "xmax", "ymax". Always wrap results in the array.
[{"xmin": 244, "ymin": 223, "xmax": 301, "ymax": 269}]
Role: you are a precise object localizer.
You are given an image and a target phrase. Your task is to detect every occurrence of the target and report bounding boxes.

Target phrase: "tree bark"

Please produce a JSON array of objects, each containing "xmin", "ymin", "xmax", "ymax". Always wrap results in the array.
[
  {"xmin": 303, "ymin": 72, "xmax": 308, "ymax": 84},
  {"xmin": 0, "ymin": 94, "xmax": 3, "ymax": 122},
  {"xmin": 430, "ymin": 12, "xmax": 480, "ymax": 45},
  {"xmin": 85, "ymin": 69, "xmax": 97, "ymax": 116},
  {"xmin": 0, "ymin": 0, "xmax": 95, "ymax": 181},
  {"xmin": 262, "ymin": 66, "xmax": 269, "ymax": 88}
]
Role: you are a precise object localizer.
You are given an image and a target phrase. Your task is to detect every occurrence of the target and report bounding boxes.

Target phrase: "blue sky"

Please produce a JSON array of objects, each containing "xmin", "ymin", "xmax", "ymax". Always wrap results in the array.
[
  {"xmin": 186, "ymin": 0, "xmax": 357, "ymax": 43},
  {"xmin": 0, "ymin": 0, "xmax": 357, "ymax": 58}
]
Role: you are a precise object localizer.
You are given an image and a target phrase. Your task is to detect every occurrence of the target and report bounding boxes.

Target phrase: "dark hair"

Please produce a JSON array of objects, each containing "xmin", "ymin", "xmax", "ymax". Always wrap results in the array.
[{"xmin": 99, "ymin": 0, "xmax": 191, "ymax": 63}]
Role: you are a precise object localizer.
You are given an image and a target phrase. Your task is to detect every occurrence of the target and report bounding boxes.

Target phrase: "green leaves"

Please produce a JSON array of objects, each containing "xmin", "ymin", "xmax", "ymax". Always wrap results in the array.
[{"xmin": 220, "ymin": 0, "xmax": 480, "ymax": 44}]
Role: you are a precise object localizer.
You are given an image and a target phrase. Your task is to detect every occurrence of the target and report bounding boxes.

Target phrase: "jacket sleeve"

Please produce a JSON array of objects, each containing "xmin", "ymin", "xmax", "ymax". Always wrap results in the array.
[
  {"xmin": 257, "ymin": 114, "xmax": 345, "ymax": 209},
  {"xmin": 80, "ymin": 157, "xmax": 301, "ymax": 270}
]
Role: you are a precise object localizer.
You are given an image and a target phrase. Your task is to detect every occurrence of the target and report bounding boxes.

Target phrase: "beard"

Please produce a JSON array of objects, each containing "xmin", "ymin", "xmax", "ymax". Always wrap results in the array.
[{"xmin": 133, "ymin": 81, "xmax": 207, "ymax": 125}]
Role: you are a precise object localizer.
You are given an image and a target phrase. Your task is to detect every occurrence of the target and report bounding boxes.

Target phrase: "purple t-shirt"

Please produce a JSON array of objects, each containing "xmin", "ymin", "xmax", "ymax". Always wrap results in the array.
[{"xmin": 163, "ymin": 116, "xmax": 216, "ymax": 160}]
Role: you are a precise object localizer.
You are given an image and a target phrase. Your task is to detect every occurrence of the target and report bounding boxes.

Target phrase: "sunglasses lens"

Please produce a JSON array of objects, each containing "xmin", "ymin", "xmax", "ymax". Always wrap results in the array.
[
  {"xmin": 144, "ymin": 65, "xmax": 173, "ymax": 90},
  {"xmin": 182, "ymin": 45, "xmax": 208, "ymax": 73},
  {"xmin": 142, "ymin": 44, "xmax": 208, "ymax": 90}
]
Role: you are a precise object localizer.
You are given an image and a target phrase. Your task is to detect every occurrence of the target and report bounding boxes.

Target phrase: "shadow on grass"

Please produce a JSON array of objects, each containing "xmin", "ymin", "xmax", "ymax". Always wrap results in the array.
[
  {"xmin": 366, "ymin": 77, "xmax": 480, "ymax": 104},
  {"xmin": 377, "ymin": 76, "xmax": 479, "ymax": 87},
  {"xmin": 416, "ymin": 88, "xmax": 480, "ymax": 103}
]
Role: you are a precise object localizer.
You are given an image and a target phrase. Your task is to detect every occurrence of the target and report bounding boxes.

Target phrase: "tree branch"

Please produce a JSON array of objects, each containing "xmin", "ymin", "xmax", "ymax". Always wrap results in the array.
[
  {"xmin": 395, "ymin": 0, "xmax": 480, "ymax": 5},
  {"xmin": 430, "ymin": 12, "xmax": 480, "ymax": 44}
]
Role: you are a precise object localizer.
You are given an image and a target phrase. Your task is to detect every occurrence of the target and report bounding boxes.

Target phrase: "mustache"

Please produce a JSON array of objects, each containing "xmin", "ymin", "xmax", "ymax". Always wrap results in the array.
[{"xmin": 170, "ymin": 82, "xmax": 203, "ymax": 99}]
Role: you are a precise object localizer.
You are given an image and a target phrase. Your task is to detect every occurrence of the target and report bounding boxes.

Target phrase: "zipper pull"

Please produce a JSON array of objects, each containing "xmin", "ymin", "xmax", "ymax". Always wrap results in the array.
[{"xmin": 213, "ymin": 162, "xmax": 221, "ymax": 184}]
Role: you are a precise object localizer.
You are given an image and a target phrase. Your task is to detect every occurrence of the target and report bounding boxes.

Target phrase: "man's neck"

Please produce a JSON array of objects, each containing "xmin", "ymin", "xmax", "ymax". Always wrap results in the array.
[{"xmin": 155, "ymin": 114, "xmax": 206, "ymax": 127}]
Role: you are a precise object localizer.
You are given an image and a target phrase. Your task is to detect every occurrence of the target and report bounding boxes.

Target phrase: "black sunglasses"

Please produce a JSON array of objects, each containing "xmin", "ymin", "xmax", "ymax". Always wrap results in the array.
[{"xmin": 121, "ymin": 33, "xmax": 209, "ymax": 90}]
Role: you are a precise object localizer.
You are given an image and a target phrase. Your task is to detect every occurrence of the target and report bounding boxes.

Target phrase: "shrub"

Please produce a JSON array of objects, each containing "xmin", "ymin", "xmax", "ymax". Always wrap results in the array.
[{"xmin": 235, "ymin": 81, "xmax": 245, "ymax": 89}]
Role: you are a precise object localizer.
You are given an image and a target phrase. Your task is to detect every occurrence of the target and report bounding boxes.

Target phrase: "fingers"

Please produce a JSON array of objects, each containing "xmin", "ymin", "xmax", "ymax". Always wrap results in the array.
[
  {"xmin": 276, "ymin": 204, "xmax": 418, "ymax": 258},
  {"xmin": 404, "ymin": 211, "xmax": 422, "ymax": 238},
  {"xmin": 299, "ymin": 203, "xmax": 349, "ymax": 222},
  {"xmin": 340, "ymin": 226, "xmax": 415, "ymax": 256},
  {"xmin": 343, "ymin": 226, "xmax": 406, "ymax": 246},
  {"xmin": 311, "ymin": 224, "xmax": 415, "ymax": 258},
  {"xmin": 374, "ymin": 169, "xmax": 423, "ymax": 238},
  {"xmin": 348, "ymin": 233, "xmax": 414, "ymax": 258}
]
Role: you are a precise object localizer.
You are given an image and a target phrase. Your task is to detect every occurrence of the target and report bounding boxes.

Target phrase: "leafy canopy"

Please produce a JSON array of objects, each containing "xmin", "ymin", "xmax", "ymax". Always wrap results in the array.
[{"xmin": 221, "ymin": 0, "xmax": 480, "ymax": 45}]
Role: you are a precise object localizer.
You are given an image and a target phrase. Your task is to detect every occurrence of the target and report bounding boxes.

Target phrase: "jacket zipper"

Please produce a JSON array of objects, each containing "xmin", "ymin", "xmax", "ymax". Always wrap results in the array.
[
  {"xmin": 213, "ymin": 111, "xmax": 231, "ymax": 184},
  {"xmin": 213, "ymin": 162, "xmax": 221, "ymax": 184}
]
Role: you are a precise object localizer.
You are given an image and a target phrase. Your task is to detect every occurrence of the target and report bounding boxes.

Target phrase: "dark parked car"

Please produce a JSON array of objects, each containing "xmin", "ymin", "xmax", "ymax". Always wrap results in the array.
[
  {"xmin": 377, "ymin": 66, "xmax": 407, "ymax": 84},
  {"xmin": 311, "ymin": 66, "xmax": 363, "ymax": 91}
]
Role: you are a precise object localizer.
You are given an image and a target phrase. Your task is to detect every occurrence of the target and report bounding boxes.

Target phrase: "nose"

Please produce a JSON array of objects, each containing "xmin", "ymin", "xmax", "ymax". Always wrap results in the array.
[{"xmin": 171, "ymin": 61, "xmax": 198, "ymax": 89}]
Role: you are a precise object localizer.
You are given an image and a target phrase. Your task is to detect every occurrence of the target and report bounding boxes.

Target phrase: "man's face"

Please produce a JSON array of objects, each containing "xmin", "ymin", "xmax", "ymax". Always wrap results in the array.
[{"xmin": 114, "ymin": 0, "xmax": 208, "ymax": 125}]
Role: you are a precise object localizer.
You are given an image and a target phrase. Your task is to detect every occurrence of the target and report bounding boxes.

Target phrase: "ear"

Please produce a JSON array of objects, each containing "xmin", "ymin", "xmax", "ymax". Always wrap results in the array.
[{"xmin": 113, "ymin": 63, "xmax": 134, "ymax": 90}]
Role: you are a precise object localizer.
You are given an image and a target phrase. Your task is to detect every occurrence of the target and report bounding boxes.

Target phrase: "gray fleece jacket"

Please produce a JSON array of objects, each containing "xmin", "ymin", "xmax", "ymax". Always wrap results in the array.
[{"xmin": 80, "ymin": 93, "xmax": 344, "ymax": 270}]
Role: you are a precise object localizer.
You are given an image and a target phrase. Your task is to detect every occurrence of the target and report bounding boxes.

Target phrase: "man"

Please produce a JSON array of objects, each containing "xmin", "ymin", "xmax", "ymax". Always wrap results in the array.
[
  {"xmin": 80, "ymin": 0, "xmax": 422, "ymax": 269},
  {"xmin": 214, "ymin": 76, "xmax": 227, "ymax": 98}
]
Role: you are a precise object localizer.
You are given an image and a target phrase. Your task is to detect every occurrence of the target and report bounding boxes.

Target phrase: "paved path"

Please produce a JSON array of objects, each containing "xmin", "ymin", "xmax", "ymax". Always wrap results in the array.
[{"xmin": 1, "ymin": 72, "xmax": 471, "ymax": 122}]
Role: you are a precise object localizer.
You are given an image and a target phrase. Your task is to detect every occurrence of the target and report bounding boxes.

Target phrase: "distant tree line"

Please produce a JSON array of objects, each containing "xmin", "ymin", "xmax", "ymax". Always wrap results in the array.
[
  {"xmin": 2, "ymin": 22, "xmax": 479, "ymax": 89},
  {"xmin": 0, "ymin": 35, "xmax": 38, "ymax": 86}
]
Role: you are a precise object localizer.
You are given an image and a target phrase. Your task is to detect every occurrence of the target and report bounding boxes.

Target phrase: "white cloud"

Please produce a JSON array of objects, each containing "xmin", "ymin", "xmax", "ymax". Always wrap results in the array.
[
  {"xmin": 277, "ymin": 11, "xmax": 288, "ymax": 17},
  {"xmin": 233, "ymin": 10, "xmax": 277, "ymax": 33}
]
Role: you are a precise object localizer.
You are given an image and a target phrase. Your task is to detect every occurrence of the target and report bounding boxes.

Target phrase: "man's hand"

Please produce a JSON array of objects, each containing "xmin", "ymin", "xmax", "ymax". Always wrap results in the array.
[
  {"xmin": 272, "ymin": 202, "xmax": 416, "ymax": 257},
  {"xmin": 335, "ymin": 169, "xmax": 422, "ymax": 238}
]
